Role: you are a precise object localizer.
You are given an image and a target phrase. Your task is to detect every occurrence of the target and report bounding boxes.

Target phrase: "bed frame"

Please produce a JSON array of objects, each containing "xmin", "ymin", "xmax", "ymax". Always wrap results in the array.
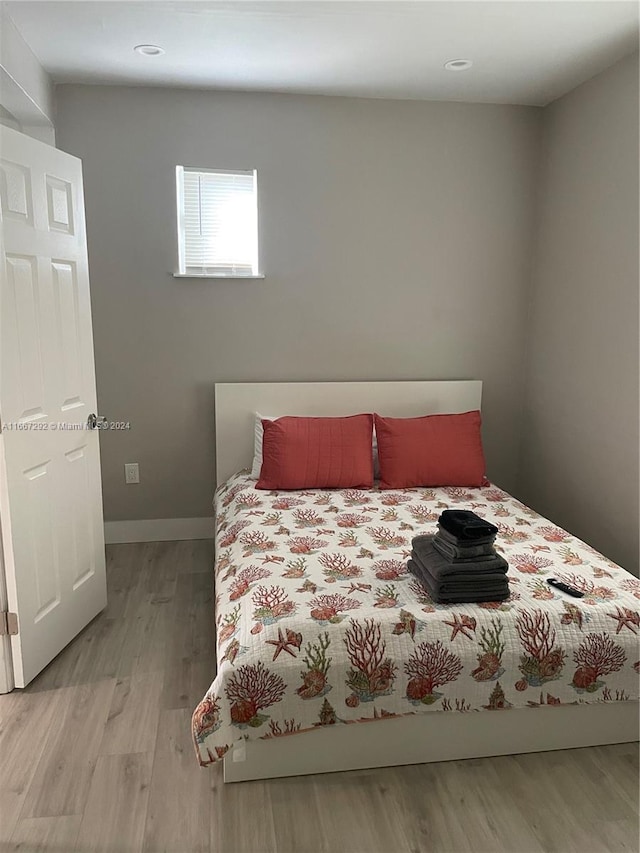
[{"xmin": 214, "ymin": 380, "xmax": 639, "ymax": 782}]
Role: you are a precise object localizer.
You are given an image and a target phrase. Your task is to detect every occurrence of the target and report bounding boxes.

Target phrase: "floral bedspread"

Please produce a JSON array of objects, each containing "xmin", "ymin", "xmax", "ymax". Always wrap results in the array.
[{"xmin": 192, "ymin": 472, "xmax": 640, "ymax": 765}]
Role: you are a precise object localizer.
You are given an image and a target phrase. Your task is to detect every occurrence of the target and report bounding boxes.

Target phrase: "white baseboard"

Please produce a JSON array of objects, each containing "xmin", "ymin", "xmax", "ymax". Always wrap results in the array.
[{"xmin": 104, "ymin": 517, "xmax": 213, "ymax": 544}]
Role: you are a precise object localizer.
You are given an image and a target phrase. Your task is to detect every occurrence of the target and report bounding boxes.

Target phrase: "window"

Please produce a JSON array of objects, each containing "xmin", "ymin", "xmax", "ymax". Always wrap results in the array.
[{"xmin": 175, "ymin": 166, "xmax": 260, "ymax": 277}]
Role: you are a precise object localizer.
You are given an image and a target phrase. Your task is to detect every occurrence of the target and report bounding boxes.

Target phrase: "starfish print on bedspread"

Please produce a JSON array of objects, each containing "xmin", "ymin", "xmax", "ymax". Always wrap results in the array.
[
  {"xmin": 265, "ymin": 628, "xmax": 303, "ymax": 660},
  {"xmin": 443, "ymin": 613, "xmax": 477, "ymax": 642},
  {"xmin": 342, "ymin": 583, "xmax": 372, "ymax": 595},
  {"xmin": 606, "ymin": 607, "xmax": 640, "ymax": 635},
  {"xmin": 260, "ymin": 555, "xmax": 286, "ymax": 565}
]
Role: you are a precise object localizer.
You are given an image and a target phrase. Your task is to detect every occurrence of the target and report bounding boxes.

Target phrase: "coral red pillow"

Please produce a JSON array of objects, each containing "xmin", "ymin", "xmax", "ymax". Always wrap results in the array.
[
  {"xmin": 256, "ymin": 414, "xmax": 374, "ymax": 490},
  {"xmin": 374, "ymin": 411, "xmax": 488, "ymax": 489}
]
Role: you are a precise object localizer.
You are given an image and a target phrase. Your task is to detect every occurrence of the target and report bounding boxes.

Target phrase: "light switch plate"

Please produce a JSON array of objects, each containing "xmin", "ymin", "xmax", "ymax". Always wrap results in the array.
[{"xmin": 124, "ymin": 462, "xmax": 140, "ymax": 484}]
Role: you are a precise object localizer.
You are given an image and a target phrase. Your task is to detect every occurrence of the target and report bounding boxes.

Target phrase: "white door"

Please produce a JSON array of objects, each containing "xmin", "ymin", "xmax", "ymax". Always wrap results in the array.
[{"xmin": 0, "ymin": 126, "xmax": 107, "ymax": 688}]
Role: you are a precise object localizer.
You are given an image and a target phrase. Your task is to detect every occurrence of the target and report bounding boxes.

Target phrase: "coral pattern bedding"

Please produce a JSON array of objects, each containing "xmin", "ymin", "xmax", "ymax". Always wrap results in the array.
[{"xmin": 193, "ymin": 472, "xmax": 640, "ymax": 766}]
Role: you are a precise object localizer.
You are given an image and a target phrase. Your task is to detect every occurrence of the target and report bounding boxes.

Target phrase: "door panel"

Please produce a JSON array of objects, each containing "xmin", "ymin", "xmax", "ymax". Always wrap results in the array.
[
  {"xmin": 0, "ymin": 159, "xmax": 33, "ymax": 224},
  {"xmin": 64, "ymin": 441, "xmax": 96, "ymax": 590},
  {"xmin": 5, "ymin": 253, "xmax": 47, "ymax": 421},
  {"xmin": 45, "ymin": 174, "xmax": 74, "ymax": 234},
  {"xmin": 0, "ymin": 127, "xmax": 107, "ymax": 687},
  {"xmin": 24, "ymin": 459, "xmax": 60, "ymax": 621},
  {"xmin": 52, "ymin": 259, "xmax": 84, "ymax": 410}
]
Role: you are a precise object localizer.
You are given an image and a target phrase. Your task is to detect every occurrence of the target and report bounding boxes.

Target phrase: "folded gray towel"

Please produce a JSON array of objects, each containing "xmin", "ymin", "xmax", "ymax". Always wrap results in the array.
[
  {"xmin": 436, "ymin": 526, "xmax": 496, "ymax": 548},
  {"xmin": 411, "ymin": 554, "xmax": 509, "ymax": 593},
  {"xmin": 432, "ymin": 535, "xmax": 496, "ymax": 563},
  {"xmin": 412, "ymin": 535, "xmax": 508, "ymax": 578},
  {"xmin": 408, "ymin": 560, "xmax": 509, "ymax": 604}
]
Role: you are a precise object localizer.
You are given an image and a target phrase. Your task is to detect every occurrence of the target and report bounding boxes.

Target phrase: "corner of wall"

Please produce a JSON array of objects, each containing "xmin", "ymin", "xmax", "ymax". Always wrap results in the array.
[{"xmin": 513, "ymin": 106, "xmax": 547, "ymax": 498}]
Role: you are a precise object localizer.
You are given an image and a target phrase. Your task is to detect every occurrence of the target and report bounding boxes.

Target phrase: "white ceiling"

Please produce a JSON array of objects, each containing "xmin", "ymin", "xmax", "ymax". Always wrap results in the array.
[{"xmin": 5, "ymin": 0, "xmax": 639, "ymax": 106}]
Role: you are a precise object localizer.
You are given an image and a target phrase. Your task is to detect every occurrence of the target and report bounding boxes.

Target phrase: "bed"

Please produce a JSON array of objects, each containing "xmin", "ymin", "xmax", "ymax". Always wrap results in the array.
[{"xmin": 193, "ymin": 381, "xmax": 639, "ymax": 782}]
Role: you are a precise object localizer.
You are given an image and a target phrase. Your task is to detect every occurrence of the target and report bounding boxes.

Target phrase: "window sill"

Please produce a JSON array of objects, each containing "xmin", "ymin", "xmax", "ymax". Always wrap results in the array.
[{"xmin": 173, "ymin": 272, "xmax": 265, "ymax": 280}]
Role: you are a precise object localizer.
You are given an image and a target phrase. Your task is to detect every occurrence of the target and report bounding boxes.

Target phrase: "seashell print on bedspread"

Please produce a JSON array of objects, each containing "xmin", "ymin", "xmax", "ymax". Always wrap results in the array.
[{"xmin": 192, "ymin": 473, "xmax": 640, "ymax": 765}]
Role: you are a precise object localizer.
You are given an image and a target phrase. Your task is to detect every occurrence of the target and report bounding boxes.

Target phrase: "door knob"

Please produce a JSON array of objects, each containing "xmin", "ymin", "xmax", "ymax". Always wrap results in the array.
[{"xmin": 87, "ymin": 413, "xmax": 107, "ymax": 430}]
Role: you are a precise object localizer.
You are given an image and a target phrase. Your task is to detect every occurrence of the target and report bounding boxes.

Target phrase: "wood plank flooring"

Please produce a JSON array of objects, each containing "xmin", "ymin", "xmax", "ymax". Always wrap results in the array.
[{"xmin": 0, "ymin": 539, "xmax": 637, "ymax": 853}]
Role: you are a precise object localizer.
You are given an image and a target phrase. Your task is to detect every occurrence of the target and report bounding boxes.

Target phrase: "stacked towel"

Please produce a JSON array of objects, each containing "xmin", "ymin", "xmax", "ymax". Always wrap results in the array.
[
  {"xmin": 433, "ymin": 534, "xmax": 496, "ymax": 563},
  {"xmin": 408, "ymin": 511, "xmax": 509, "ymax": 604}
]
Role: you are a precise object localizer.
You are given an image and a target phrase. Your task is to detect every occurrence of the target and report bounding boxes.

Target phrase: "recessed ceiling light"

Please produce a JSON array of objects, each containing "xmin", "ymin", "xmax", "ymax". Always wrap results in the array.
[
  {"xmin": 134, "ymin": 44, "xmax": 165, "ymax": 56},
  {"xmin": 444, "ymin": 59, "xmax": 473, "ymax": 72}
]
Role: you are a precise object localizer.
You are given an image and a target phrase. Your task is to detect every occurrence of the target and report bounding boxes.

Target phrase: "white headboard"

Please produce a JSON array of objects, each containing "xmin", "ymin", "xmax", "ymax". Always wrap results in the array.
[{"xmin": 214, "ymin": 380, "xmax": 482, "ymax": 485}]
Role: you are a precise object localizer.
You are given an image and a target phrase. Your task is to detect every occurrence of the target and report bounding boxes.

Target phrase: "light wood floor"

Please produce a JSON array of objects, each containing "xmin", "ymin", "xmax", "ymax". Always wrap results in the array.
[{"xmin": 0, "ymin": 540, "xmax": 637, "ymax": 853}]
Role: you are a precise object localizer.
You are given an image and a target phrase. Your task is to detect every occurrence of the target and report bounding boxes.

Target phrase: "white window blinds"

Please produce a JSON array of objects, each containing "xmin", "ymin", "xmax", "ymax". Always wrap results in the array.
[{"xmin": 176, "ymin": 167, "xmax": 259, "ymax": 276}]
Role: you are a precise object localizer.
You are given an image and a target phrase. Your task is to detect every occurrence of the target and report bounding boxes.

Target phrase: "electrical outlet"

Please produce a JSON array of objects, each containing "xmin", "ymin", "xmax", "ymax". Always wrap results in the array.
[{"xmin": 124, "ymin": 462, "xmax": 140, "ymax": 484}]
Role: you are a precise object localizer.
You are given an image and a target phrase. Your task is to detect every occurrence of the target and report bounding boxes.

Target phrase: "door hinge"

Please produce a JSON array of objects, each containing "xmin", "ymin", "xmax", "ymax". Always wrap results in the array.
[{"xmin": 0, "ymin": 611, "xmax": 18, "ymax": 636}]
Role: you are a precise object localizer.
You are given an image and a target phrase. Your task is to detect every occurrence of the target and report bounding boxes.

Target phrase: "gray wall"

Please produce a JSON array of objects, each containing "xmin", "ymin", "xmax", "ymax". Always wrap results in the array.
[
  {"xmin": 55, "ymin": 85, "xmax": 541, "ymax": 521},
  {"xmin": 519, "ymin": 52, "xmax": 639, "ymax": 574}
]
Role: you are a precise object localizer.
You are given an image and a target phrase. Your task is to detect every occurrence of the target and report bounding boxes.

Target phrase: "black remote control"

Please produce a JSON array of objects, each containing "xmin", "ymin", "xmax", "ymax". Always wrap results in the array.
[{"xmin": 547, "ymin": 578, "xmax": 584, "ymax": 598}]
